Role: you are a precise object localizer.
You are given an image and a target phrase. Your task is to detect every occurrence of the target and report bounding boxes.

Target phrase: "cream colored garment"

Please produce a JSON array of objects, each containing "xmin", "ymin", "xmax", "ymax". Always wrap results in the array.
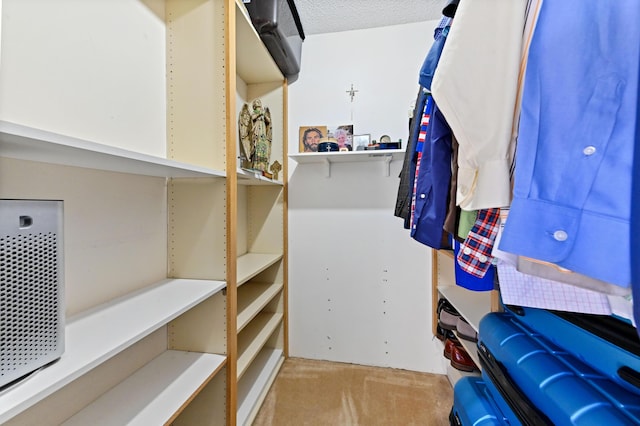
[{"xmin": 431, "ymin": 0, "xmax": 528, "ymax": 210}]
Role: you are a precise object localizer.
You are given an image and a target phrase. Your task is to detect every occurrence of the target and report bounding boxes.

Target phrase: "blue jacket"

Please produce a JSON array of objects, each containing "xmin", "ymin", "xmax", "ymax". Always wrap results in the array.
[{"xmin": 411, "ymin": 102, "xmax": 453, "ymax": 249}]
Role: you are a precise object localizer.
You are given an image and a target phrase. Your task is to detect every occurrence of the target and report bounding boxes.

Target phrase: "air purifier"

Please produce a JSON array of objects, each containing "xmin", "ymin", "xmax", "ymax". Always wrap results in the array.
[{"xmin": 0, "ymin": 199, "xmax": 64, "ymax": 388}]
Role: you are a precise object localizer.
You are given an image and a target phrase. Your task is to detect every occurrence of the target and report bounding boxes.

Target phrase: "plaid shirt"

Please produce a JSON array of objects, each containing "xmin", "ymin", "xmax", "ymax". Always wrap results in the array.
[{"xmin": 457, "ymin": 208, "xmax": 501, "ymax": 277}]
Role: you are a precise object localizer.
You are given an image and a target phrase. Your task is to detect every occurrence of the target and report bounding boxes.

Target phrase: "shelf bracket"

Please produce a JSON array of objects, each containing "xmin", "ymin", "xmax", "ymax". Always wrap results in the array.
[
  {"xmin": 383, "ymin": 155, "xmax": 392, "ymax": 177},
  {"xmin": 324, "ymin": 158, "xmax": 331, "ymax": 178}
]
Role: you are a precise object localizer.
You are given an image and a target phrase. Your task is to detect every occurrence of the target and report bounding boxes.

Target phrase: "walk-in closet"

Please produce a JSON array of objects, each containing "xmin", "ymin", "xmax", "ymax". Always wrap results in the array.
[{"xmin": 1, "ymin": 0, "xmax": 638, "ymax": 425}]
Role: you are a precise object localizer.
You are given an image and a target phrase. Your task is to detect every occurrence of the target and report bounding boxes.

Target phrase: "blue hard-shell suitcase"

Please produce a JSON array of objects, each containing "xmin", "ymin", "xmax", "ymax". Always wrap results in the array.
[
  {"xmin": 478, "ymin": 311, "xmax": 640, "ymax": 425},
  {"xmin": 450, "ymin": 375, "xmax": 521, "ymax": 426},
  {"xmin": 502, "ymin": 304, "xmax": 640, "ymax": 396}
]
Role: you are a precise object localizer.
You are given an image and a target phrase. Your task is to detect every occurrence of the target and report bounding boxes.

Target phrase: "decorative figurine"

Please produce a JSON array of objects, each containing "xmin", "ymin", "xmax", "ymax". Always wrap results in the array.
[
  {"xmin": 238, "ymin": 103, "xmax": 252, "ymax": 168},
  {"xmin": 270, "ymin": 160, "xmax": 282, "ymax": 181},
  {"xmin": 250, "ymin": 99, "xmax": 272, "ymax": 172}
]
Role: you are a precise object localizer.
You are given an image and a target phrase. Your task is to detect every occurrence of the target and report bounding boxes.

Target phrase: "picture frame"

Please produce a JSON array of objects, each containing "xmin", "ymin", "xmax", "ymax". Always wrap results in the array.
[
  {"xmin": 352, "ymin": 134, "xmax": 371, "ymax": 151},
  {"xmin": 331, "ymin": 124, "xmax": 354, "ymax": 151},
  {"xmin": 299, "ymin": 126, "xmax": 328, "ymax": 152}
]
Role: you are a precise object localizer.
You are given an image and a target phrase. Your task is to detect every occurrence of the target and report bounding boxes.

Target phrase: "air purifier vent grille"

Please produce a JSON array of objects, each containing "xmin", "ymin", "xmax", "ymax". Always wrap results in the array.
[{"xmin": 0, "ymin": 200, "xmax": 64, "ymax": 388}]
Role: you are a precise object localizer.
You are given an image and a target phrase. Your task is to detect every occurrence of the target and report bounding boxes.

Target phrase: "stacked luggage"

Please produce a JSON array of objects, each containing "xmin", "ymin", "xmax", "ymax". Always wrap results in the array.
[{"xmin": 450, "ymin": 306, "xmax": 640, "ymax": 425}]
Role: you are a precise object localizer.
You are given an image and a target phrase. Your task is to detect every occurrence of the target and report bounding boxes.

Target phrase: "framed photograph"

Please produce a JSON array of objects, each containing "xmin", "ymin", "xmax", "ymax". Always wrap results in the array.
[
  {"xmin": 331, "ymin": 124, "xmax": 354, "ymax": 151},
  {"xmin": 352, "ymin": 134, "xmax": 371, "ymax": 151},
  {"xmin": 299, "ymin": 126, "xmax": 328, "ymax": 152}
]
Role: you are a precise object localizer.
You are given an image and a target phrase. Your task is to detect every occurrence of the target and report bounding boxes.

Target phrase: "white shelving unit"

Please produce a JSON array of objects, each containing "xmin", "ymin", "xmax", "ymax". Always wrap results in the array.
[
  {"xmin": 165, "ymin": 0, "xmax": 288, "ymax": 422},
  {"xmin": 289, "ymin": 149, "xmax": 405, "ymax": 177},
  {"xmin": 438, "ymin": 285, "xmax": 491, "ymax": 369},
  {"xmin": 433, "ymin": 250, "xmax": 496, "ymax": 384},
  {"xmin": 1, "ymin": 0, "xmax": 287, "ymax": 423},
  {"xmin": 0, "ymin": 14, "xmax": 231, "ymax": 420},
  {"xmin": 230, "ymin": 2, "xmax": 289, "ymax": 422}
]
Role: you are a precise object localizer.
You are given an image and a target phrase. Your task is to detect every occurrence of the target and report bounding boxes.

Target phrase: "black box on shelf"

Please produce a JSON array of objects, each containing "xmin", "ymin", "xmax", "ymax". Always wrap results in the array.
[{"xmin": 244, "ymin": 0, "xmax": 305, "ymax": 83}]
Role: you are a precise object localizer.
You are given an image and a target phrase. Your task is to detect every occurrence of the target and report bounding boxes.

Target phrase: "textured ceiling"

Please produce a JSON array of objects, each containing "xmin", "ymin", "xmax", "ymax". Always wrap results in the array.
[{"xmin": 294, "ymin": 0, "xmax": 449, "ymax": 35}]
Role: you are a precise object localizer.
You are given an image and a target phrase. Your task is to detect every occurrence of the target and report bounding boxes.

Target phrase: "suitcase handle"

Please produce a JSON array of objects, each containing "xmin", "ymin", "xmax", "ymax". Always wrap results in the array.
[{"xmin": 618, "ymin": 366, "xmax": 640, "ymax": 389}]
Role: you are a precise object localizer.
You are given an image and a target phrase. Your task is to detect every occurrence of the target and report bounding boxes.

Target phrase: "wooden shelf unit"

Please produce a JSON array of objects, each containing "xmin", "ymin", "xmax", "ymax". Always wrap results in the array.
[
  {"xmin": 1, "ymin": 0, "xmax": 288, "ymax": 424},
  {"xmin": 232, "ymin": 0, "xmax": 288, "ymax": 421},
  {"xmin": 166, "ymin": 0, "xmax": 288, "ymax": 423},
  {"xmin": 0, "ymin": 140, "xmax": 228, "ymax": 425}
]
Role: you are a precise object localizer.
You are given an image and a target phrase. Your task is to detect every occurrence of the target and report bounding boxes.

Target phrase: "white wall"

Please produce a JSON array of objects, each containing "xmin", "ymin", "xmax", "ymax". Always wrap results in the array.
[
  {"xmin": 287, "ymin": 21, "xmax": 447, "ymax": 374},
  {"xmin": 0, "ymin": 0, "xmax": 166, "ymax": 157},
  {"xmin": 288, "ymin": 22, "xmax": 437, "ymax": 147}
]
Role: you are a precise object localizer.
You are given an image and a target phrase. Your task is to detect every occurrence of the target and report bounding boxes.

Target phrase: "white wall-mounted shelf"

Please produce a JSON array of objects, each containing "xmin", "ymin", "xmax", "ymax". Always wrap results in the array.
[
  {"xmin": 289, "ymin": 149, "xmax": 405, "ymax": 177},
  {"xmin": 0, "ymin": 121, "xmax": 225, "ymax": 178},
  {"xmin": 61, "ymin": 350, "xmax": 226, "ymax": 425},
  {"xmin": 0, "ymin": 278, "xmax": 226, "ymax": 423}
]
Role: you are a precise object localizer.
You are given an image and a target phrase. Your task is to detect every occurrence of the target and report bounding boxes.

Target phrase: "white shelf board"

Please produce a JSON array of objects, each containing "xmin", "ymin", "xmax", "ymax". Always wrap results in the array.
[
  {"xmin": 438, "ymin": 285, "xmax": 492, "ymax": 332},
  {"xmin": 237, "ymin": 252, "xmax": 283, "ymax": 286},
  {"xmin": 235, "ymin": 0, "xmax": 283, "ymax": 84},
  {"xmin": 237, "ymin": 168, "xmax": 284, "ymax": 186},
  {"xmin": 0, "ymin": 278, "xmax": 226, "ymax": 423},
  {"xmin": 237, "ymin": 312, "xmax": 283, "ymax": 379},
  {"xmin": 289, "ymin": 150, "xmax": 405, "ymax": 177},
  {"xmin": 435, "ymin": 250, "xmax": 456, "ymax": 288},
  {"xmin": 61, "ymin": 350, "xmax": 226, "ymax": 425},
  {"xmin": 237, "ymin": 282, "xmax": 284, "ymax": 332},
  {"xmin": 237, "ymin": 348, "xmax": 284, "ymax": 426},
  {"xmin": 0, "ymin": 121, "xmax": 225, "ymax": 178},
  {"xmin": 436, "ymin": 335, "xmax": 481, "ymax": 383},
  {"xmin": 457, "ymin": 338, "xmax": 481, "ymax": 371},
  {"xmin": 445, "ymin": 363, "xmax": 480, "ymax": 388},
  {"xmin": 289, "ymin": 149, "xmax": 405, "ymax": 164}
]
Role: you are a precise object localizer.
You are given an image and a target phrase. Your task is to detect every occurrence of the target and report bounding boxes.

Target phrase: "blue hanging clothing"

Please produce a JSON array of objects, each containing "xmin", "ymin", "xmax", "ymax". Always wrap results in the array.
[
  {"xmin": 419, "ymin": 20, "xmax": 450, "ymax": 90},
  {"xmin": 394, "ymin": 88, "xmax": 429, "ymax": 227},
  {"xmin": 632, "ymin": 26, "xmax": 640, "ymax": 338},
  {"xmin": 411, "ymin": 102, "xmax": 453, "ymax": 249},
  {"xmin": 499, "ymin": 0, "xmax": 640, "ymax": 288}
]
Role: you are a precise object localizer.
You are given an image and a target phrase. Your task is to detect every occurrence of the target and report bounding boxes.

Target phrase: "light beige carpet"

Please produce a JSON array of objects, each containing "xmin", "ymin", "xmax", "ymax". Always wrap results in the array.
[{"xmin": 253, "ymin": 357, "xmax": 453, "ymax": 426}]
